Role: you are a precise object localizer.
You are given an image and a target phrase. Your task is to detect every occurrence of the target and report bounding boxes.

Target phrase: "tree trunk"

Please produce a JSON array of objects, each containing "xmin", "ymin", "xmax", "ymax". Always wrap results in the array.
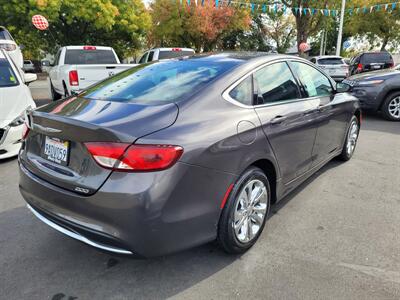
[{"xmin": 381, "ymin": 36, "xmax": 389, "ymax": 51}]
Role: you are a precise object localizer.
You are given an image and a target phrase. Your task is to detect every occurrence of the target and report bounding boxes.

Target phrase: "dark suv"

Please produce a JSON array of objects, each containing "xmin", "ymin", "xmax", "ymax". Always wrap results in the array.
[{"xmin": 349, "ymin": 52, "xmax": 394, "ymax": 76}]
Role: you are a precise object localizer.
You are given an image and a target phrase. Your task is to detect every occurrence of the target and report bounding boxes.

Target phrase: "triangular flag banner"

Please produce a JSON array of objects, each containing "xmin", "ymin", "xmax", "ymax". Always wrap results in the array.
[
  {"xmin": 215, "ymin": 0, "xmax": 218, "ymax": 7},
  {"xmin": 251, "ymin": 3, "xmax": 255, "ymax": 12},
  {"xmin": 262, "ymin": 4, "xmax": 266, "ymax": 13},
  {"xmin": 392, "ymin": 3, "xmax": 397, "ymax": 10}
]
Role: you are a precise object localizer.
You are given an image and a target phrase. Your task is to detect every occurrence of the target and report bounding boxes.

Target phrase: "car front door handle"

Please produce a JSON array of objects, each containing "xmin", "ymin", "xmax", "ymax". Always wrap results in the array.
[
  {"xmin": 270, "ymin": 116, "xmax": 287, "ymax": 125},
  {"xmin": 318, "ymin": 105, "xmax": 330, "ymax": 112}
]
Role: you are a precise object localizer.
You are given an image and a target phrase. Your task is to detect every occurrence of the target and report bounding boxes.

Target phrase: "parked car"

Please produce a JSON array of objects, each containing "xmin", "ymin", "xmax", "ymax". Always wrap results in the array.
[
  {"xmin": 349, "ymin": 52, "xmax": 394, "ymax": 76},
  {"xmin": 44, "ymin": 46, "xmax": 133, "ymax": 100},
  {"xmin": 0, "ymin": 49, "xmax": 36, "ymax": 159},
  {"xmin": 310, "ymin": 55, "xmax": 349, "ymax": 81},
  {"xmin": 344, "ymin": 68, "xmax": 400, "ymax": 121},
  {"xmin": 23, "ymin": 60, "xmax": 35, "ymax": 73},
  {"xmin": 19, "ymin": 53, "xmax": 360, "ymax": 257},
  {"xmin": 138, "ymin": 47, "xmax": 195, "ymax": 64},
  {"xmin": 0, "ymin": 26, "xmax": 23, "ymax": 68}
]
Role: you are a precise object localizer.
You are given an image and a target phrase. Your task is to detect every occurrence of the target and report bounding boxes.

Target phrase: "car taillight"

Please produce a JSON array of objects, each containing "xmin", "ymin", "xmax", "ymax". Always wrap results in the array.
[
  {"xmin": 22, "ymin": 123, "xmax": 30, "ymax": 140},
  {"xmin": 69, "ymin": 70, "xmax": 79, "ymax": 86},
  {"xmin": 172, "ymin": 48, "xmax": 182, "ymax": 52},
  {"xmin": 0, "ymin": 43, "xmax": 17, "ymax": 51},
  {"xmin": 357, "ymin": 63, "xmax": 363, "ymax": 71},
  {"xmin": 85, "ymin": 142, "xmax": 184, "ymax": 172},
  {"xmin": 83, "ymin": 46, "xmax": 96, "ymax": 50}
]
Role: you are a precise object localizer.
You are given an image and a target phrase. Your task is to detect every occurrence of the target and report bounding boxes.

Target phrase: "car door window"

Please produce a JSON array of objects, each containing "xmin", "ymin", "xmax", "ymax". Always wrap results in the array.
[
  {"xmin": 289, "ymin": 61, "xmax": 333, "ymax": 97},
  {"xmin": 253, "ymin": 62, "xmax": 300, "ymax": 104},
  {"xmin": 53, "ymin": 50, "xmax": 61, "ymax": 66},
  {"xmin": 147, "ymin": 51, "xmax": 155, "ymax": 62},
  {"xmin": 229, "ymin": 76, "xmax": 253, "ymax": 105},
  {"xmin": 138, "ymin": 52, "xmax": 149, "ymax": 64}
]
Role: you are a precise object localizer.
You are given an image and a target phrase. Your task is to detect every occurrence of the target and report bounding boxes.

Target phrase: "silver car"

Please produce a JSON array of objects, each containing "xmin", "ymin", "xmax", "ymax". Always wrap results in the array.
[{"xmin": 311, "ymin": 56, "xmax": 349, "ymax": 82}]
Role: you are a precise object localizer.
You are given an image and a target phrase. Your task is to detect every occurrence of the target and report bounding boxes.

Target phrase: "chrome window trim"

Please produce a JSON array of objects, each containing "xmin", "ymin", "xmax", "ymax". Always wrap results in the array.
[{"xmin": 222, "ymin": 57, "xmax": 334, "ymax": 109}]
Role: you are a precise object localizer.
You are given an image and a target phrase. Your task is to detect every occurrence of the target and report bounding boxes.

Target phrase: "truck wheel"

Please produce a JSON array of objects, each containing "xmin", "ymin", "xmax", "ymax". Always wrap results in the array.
[
  {"xmin": 50, "ymin": 82, "xmax": 61, "ymax": 101},
  {"xmin": 382, "ymin": 92, "xmax": 400, "ymax": 121}
]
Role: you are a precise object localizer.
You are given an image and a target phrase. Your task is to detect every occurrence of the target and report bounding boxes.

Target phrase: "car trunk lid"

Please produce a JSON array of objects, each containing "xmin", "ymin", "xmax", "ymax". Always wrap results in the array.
[{"xmin": 20, "ymin": 96, "xmax": 178, "ymax": 194}]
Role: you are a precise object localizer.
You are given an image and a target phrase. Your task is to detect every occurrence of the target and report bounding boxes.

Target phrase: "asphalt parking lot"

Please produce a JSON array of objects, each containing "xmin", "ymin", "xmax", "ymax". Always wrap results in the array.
[{"xmin": 0, "ymin": 84, "xmax": 399, "ymax": 299}]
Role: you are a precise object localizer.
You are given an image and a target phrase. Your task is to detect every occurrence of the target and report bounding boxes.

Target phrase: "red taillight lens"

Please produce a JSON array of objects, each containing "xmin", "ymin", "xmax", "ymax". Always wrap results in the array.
[
  {"xmin": 357, "ymin": 63, "xmax": 363, "ymax": 71},
  {"xmin": 83, "ymin": 46, "xmax": 96, "ymax": 50},
  {"xmin": 69, "ymin": 70, "xmax": 79, "ymax": 86},
  {"xmin": 172, "ymin": 48, "xmax": 182, "ymax": 52},
  {"xmin": 85, "ymin": 143, "xmax": 183, "ymax": 172},
  {"xmin": 22, "ymin": 123, "xmax": 30, "ymax": 140}
]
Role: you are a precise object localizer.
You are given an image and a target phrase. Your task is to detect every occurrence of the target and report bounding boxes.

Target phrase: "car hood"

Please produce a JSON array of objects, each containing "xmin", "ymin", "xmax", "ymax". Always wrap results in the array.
[
  {"xmin": 0, "ymin": 85, "xmax": 35, "ymax": 128},
  {"xmin": 349, "ymin": 69, "xmax": 399, "ymax": 81}
]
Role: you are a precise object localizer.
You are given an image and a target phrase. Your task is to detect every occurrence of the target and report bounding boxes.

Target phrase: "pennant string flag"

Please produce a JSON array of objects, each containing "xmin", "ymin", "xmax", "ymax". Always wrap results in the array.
[{"xmin": 178, "ymin": 0, "xmax": 400, "ymax": 17}]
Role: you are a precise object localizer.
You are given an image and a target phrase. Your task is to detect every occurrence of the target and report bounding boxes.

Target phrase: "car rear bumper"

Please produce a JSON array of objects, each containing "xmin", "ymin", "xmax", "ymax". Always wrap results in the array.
[{"xmin": 19, "ymin": 160, "xmax": 236, "ymax": 257}]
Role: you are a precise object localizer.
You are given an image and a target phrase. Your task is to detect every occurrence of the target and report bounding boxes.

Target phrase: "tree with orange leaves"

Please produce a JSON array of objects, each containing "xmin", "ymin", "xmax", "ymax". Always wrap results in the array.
[{"xmin": 149, "ymin": 0, "xmax": 251, "ymax": 52}]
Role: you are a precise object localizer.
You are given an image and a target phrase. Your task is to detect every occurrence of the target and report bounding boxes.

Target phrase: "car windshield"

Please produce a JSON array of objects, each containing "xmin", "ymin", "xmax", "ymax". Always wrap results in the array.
[
  {"xmin": 317, "ymin": 58, "xmax": 344, "ymax": 65},
  {"xmin": 64, "ymin": 49, "xmax": 118, "ymax": 64},
  {"xmin": 0, "ymin": 58, "xmax": 18, "ymax": 87},
  {"xmin": 361, "ymin": 53, "xmax": 392, "ymax": 64},
  {"xmin": 81, "ymin": 58, "xmax": 240, "ymax": 104},
  {"xmin": 0, "ymin": 29, "xmax": 13, "ymax": 41}
]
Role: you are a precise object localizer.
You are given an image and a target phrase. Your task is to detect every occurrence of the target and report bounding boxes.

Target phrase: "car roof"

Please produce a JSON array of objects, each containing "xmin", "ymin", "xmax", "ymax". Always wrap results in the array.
[
  {"xmin": 185, "ymin": 52, "xmax": 291, "ymax": 63},
  {"xmin": 64, "ymin": 46, "xmax": 113, "ymax": 50},
  {"xmin": 155, "ymin": 47, "xmax": 195, "ymax": 52}
]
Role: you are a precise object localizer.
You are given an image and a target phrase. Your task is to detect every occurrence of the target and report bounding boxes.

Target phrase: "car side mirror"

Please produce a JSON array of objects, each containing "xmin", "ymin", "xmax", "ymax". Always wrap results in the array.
[
  {"xmin": 24, "ymin": 73, "xmax": 37, "ymax": 85},
  {"xmin": 336, "ymin": 82, "xmax": 351, "ymax": 93}
]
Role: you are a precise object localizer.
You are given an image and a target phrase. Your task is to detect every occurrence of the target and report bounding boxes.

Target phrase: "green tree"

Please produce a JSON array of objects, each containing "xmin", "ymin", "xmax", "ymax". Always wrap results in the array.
[
  {"xmin": 345, "ymin": 0, "xmax": 400, "ymax": 51},
  {"xmin": 0, "ymin": 0, "xmax": 151, "ymax": 59},
  {"xmin": 280, "ymin": 0, "xmax": 339, "ymax": 48}
]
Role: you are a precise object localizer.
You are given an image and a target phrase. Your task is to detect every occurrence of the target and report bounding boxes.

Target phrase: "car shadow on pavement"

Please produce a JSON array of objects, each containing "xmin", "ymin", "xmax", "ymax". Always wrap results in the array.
[
  {"xmin": 361, "ymin": 112, "xmax": 400, "ymax": 135},
  {"xmin": 0, "ymin": 157, "xmax": 349, "ymax": 299},
  {"xmin": 0, "ymin": 205, "xmax": 239, "ymax": 299}
]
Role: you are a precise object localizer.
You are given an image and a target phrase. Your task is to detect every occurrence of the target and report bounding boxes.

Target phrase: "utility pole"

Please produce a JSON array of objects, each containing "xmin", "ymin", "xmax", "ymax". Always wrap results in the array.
[
  {"xmin": 336, "ymin": 0, "xmax": 346, "ymax": 56},
  {"xmin": 320, "ymin": 29, "xmax": 325, "ymax": 56}
]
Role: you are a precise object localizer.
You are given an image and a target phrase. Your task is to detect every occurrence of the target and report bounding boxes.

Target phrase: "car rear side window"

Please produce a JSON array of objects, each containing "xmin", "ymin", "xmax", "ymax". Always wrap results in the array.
[
  {"xmin": 229, "ymin": 76, "xmax": 253, "ymax": 105},
  {"xmin": 64, "ymin": 49, "xmax": 117, "ymax": 65},
  {"xmin": 82, "ymin": 59, "xmax": 240, "ymax": 104},
  {"xmin": 253, "ymin": 62, "xmax": 300, "ymax": 104},
  {"xmin": 147, "ymin": 51, "xmax": 155, "ymax": 62},
  {"xmin": 0, "ymin": 59, "xmax": 19, "ymax": 87},
  {"xmin": 158, "ymin": 50, "xmax": 194, "ymax": 60},
  {"xmin": 289, "ymin": 61, "xmax": 332, "ymax": 97},
  {"xmin": 317, "ymin": 58, "xmax": 344, "ymax": 65}
]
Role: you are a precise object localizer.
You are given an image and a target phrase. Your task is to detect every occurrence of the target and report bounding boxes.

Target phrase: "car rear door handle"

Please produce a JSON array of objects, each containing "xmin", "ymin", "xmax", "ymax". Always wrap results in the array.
[
  {"xmin": 270, "ymin": 116, "xmax": 287, "ymax": 125},
  {"xmin": 318, "ymin": 105, "xmax": 330, "ymax": 112}
]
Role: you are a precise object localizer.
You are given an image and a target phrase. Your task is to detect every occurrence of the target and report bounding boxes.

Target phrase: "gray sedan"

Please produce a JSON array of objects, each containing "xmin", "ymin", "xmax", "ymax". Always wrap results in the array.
[{"xmin": 19, "ymin": 53, "xmax": 361, "ymax": 257}]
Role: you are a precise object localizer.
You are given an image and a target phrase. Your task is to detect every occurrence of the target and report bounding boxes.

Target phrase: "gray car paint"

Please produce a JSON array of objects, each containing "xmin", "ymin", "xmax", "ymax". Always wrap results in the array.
[{"xmin": 19, "ymin": 53, "xmax": 360, "ymax": 257}]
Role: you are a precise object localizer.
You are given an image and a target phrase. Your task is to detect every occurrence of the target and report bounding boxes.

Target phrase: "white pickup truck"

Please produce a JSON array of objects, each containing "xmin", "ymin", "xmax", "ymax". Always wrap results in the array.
[{"xmin": 45, "ymin": 46, "xmax": 133, "ymax": 100}]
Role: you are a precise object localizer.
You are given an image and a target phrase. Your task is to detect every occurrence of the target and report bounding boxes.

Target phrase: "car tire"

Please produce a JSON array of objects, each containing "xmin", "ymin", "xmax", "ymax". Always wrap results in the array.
[
  {"xmin": 382, "ymin": 92, "xmax": 400, "ymax": 121},
  {"xmin": 218, "ymin": 167, "xmax": 271, "ymax": 254},
  {"xmin": 50, "ymin": 82, "xmax": 61, "ymax": 101},
  {"xmin": 338, "ymin": 115, "xmax": 360, "ymax": 161}
]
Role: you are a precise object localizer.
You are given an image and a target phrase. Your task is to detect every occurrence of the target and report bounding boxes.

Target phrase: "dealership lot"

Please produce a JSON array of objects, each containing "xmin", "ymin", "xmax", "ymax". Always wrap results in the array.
[{"xmin": 0, "ymin": 108, "xmax": 399, "ymax": 299}]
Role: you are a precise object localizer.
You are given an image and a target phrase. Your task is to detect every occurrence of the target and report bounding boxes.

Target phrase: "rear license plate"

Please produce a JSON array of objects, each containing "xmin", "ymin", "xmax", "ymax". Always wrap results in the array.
[
  {"xmin": 43, "ymin": 136, "xmax": 69, "ymax": 165},
  {"xmin": 372, "ymin": 65, "xmax": 381, "ymax": 69}
]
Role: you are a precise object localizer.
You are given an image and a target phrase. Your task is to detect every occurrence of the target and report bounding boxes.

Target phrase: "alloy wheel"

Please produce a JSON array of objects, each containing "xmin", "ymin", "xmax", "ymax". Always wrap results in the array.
[
  {"xmin": 388, "ymin": 97, "xmax": 400, "ymax": 119},
  {"xmin": 233, "ymin": 179, "xmax": 268, "ymax": 243},
  {"xmin": 346, "ymin": 120, "xmax": 359, "ymax": 156}
]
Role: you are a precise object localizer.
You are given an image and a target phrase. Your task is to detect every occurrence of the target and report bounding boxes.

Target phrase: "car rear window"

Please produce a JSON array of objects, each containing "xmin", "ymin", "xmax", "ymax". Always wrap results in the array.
[
  {"xmin": 317, "ymin": 58, "xmax": 344, "ymax": 65},
  {"xmin": 82, "ymin": 59, "xmax": 240, "ymax": 104},
  {"xmin": 0, "ymin": 59, "xmax": 19, "ymax": 87},
  {"xmin": 158, "ymin": 50, "xmax": 195, "ymax": 60},
  {"xmin": 64, "ymin": 49, "xmax": 118, "ymax": 65},
  {"xmin": 361, "ymin": 53, "xmax": 392, "ymax": 64}
]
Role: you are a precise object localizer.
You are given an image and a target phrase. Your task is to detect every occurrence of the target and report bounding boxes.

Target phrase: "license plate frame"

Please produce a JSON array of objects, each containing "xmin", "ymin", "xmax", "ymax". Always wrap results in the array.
[{"xmin": 42, "ymin": 136, "xmax": 70, "ymax": 166}]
